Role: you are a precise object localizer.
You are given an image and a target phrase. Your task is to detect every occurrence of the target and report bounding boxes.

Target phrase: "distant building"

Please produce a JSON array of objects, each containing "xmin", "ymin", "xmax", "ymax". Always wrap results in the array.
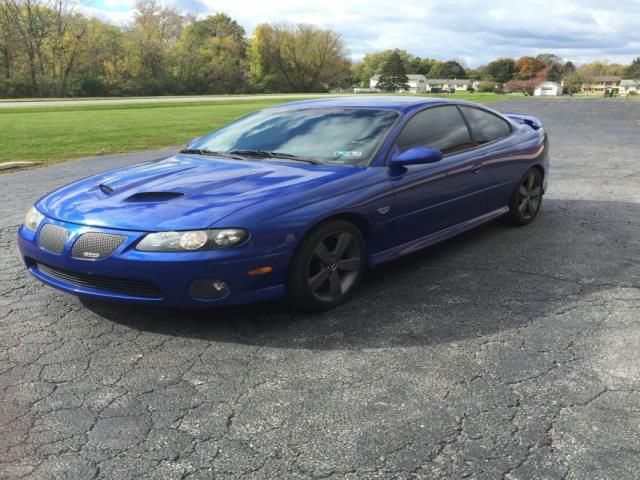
[
  {"xmin": 619, "ymin": 79, "xmax": 640, "ymax": 96},
  {"xmin": 353, "ymin": 87, "xmax": 381, "ymax": 94},
  {"xmin": 424, "ymin": 79, "xmax": 477, "ymax": 92},
  {"xmin": 580, "ymin": 76, "xmax": 621, "ymax": 95},
  {"xmin": 534, "ymin": 81, "xmax": 563, "ymax": 96},
  {"xmin": 368, "ymin": 75, "xmax": 480, "ymax": 94},
  {"xmin": 369, "ymin": 74, "xmax": 427, "ymax": 93}
]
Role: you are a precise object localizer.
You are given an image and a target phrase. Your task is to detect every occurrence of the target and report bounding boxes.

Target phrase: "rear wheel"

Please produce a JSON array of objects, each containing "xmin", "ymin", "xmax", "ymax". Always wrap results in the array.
[
  {"xmin": 287, "ymin": 220, "xmax": 366, "ymax": 312},
  {"xmin": 505, "ymin": 168, "xmax": 543, "ymax": 225}
]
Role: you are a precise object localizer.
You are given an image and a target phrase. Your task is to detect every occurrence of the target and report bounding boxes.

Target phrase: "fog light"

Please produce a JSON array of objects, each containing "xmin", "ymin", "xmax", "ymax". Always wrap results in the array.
[{"xmin": 189, "ymin": 279, "xmax": 229, "ymax": 299}]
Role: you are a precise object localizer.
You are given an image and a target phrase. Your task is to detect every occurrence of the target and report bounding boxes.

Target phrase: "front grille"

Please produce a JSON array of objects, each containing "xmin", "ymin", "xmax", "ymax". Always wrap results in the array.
[
  {"xmin": 71, "ymin": 232, "xmax": 126, "ymax": 260},
  {"xmin": 36, "ymin": 263, "xmax": 162, "ymax": 298},
  {"xmin": 38, "ymin": 224, "xmax": 68, "ymax": 254}
]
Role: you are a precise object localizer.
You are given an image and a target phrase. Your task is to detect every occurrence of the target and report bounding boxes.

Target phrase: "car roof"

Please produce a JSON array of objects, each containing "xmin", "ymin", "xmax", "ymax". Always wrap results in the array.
[{"xmin": 268, "ymin": 95, "xmax": 458, "ymax": 112}]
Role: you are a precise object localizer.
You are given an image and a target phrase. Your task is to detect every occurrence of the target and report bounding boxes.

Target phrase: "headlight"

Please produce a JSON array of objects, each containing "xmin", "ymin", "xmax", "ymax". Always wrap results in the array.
[
  {"xmin": 24, "ymin": 207, "xmax": 45, "ymax": 232},
  {"xmin": 136, "ymin": 228, "xmax": 248, "ymax": 252}
]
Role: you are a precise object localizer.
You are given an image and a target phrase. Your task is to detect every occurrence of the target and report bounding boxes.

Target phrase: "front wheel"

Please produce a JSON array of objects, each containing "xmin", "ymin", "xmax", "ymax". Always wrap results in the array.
[
  {"xmin": 287, "ymin": 220, "xmax": 366, "ymax": 312},
  {"xmin": 505, "ymin": 168, "xmax": 543, "ymax": 225}
]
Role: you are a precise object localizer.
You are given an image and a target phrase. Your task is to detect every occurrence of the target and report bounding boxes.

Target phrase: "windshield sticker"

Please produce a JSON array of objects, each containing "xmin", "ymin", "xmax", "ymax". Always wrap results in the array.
[{"xmin": 334, "ymin": 151, "xmax": 362, "ymax": 158}]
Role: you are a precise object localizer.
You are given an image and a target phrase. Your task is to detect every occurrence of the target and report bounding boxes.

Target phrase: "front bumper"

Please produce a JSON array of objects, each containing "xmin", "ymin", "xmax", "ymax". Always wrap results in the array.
[{"xmin": 17, "ymin": 218, "xmax": 290, "ymax": 307}]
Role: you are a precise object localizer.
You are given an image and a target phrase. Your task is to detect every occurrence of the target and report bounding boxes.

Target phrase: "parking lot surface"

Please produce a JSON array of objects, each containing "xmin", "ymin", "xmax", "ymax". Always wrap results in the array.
[{"xmin": 1, "ymin": 98, "xmax": 639, "ymax": 479}]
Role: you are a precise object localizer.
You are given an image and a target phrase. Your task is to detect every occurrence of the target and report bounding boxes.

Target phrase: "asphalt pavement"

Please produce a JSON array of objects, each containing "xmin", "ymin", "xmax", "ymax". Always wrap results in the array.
[{"xmin": 1, "ymin": 98, "xmax": 639, "ymax": 479}]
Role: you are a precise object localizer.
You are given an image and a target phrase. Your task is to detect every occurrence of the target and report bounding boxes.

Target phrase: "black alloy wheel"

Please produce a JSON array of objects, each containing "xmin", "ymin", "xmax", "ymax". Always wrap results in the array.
[
  {"xmin": 287, "ymin": 220, "xmax": 366, "ymax": 312},
  {"xmin": 506, "ymin": 168, "xmax": 543, "ymax": 225}
]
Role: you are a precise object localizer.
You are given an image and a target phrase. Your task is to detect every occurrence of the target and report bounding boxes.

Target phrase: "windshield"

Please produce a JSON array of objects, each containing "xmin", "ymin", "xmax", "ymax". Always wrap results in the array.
[{"xmin": 191, "ymin": 108, "xmax": 399, "ymax": 166}]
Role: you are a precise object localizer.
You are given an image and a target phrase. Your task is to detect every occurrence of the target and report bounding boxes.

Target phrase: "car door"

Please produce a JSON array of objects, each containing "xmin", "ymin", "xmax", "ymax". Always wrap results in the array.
[
  {"xmin": 388, "ymin": 105, "xmax": 484, "ymax": 245},
  {"xmin": 457, "ymin": 106, "xmax": 518, "ymax": 211}
]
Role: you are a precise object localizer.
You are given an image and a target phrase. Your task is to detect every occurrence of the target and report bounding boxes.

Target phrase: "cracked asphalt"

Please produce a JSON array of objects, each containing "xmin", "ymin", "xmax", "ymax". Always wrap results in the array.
[{"xmin": 1, "ymin": 98, "xmax": 639, "ymax": 480}]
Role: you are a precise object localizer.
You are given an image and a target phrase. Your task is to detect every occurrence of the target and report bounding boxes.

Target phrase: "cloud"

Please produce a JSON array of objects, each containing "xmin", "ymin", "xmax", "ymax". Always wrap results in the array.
[{"xmin": 79, "ymin": 0, "xmax": 640, "ymax": 66}]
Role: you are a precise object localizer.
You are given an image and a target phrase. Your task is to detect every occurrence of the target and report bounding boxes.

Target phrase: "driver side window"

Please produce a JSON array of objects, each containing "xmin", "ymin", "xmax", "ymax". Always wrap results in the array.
[{"xmin": 395, "ymin": 106, "xmax": 474, "ymax": 155}]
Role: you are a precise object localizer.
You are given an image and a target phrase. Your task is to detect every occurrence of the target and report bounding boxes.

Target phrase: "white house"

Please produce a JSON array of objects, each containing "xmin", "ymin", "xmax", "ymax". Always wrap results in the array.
[
  {"xmin": 619, "ymin": 79, "xmax": 640, "ymax": 96},
  {"xmin": 534, "ymin": 81, "xmax": 563, "ymax": 96},
  {"xmin": 424, "ymin": 79, "xmax": 476, "ymax": 92},
  {"xmin": 369, "ymin": 74, "xmax": 427, "ymax": 93}
]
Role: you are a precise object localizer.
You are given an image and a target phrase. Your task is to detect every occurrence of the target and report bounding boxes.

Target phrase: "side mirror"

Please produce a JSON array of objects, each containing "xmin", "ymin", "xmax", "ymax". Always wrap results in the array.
[
  {"xmin": 390, "ymin": 146, "xmax": 443, "ymax": 166},
  {"xmin": 185, "ymin": 136, "xmax": 200, "ymax": 148}
]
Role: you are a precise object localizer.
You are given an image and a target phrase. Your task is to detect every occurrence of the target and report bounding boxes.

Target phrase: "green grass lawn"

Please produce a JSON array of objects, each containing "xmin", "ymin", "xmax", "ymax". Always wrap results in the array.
[
  {"xmin": 0, "ymin": 93, "xmax": 502, "ymax": 164},
  {"xmin": 0, "ymin": 99, "xmax": 305, "ymax": 164}
]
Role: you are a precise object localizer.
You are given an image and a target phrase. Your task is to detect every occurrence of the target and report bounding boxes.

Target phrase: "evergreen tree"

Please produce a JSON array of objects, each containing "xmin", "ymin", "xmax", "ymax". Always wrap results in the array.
[
  {"xmin": 546, "ymin": 63, "xmax": 563, "ymax": 82},
  {"xmin": 562, "ymin": 61, "xmax": 576, "ymax": 77},
  {"xmin": 626, "ymin": 57, "xmax": 640, "ymax": 78},
  {"xmin": 376, "ymin": 51, "xmax": 410, "ymax": 92}
]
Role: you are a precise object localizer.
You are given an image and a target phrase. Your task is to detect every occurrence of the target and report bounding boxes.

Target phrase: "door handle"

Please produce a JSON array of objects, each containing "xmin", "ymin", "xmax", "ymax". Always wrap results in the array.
[{"xmin": 471, "ymin": 164, "xmax": 484, "ymax": 174}]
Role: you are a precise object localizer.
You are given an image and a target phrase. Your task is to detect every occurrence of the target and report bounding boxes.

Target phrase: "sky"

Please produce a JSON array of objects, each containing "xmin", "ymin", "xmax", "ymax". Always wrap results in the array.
[{"xmin": 79, "ymin": 0, "xmax": 640, "ymax": 67}]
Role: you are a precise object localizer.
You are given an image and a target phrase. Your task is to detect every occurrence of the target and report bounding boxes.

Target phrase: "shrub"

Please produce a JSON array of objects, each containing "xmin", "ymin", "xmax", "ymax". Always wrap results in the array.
[
  {"xmin": 477, "ymin": 81, "xmax": 495, "ymax": 93},
  {"xmin": 0, "ymin": 77, "xmax": 36, "ymax": 98}
]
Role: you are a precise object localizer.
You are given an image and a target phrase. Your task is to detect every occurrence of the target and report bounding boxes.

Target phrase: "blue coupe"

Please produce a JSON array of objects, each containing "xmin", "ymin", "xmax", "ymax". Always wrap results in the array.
[{"xmin": 18, "ymin": 97, "xmax": 549, "ymax": 311}]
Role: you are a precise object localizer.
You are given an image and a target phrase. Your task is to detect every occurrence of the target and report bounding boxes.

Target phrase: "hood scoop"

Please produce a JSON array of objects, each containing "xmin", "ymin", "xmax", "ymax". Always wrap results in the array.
[
  {"xmin": 124, "ymin": 192, "xmax": 184, "ymax": 202},
  {"xmin": 99, "ymin": 184, "xmax": 114, "ymax": 195}
]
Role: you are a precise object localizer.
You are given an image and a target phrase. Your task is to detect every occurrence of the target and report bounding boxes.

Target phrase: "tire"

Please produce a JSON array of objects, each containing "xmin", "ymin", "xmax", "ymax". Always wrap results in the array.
[
  {"xmin": 287, "ymin": 219, "xmax": 366, "ymax": 312},
  {"xmin": 504, "ymin": 168, "xmax": 543, "ymax": 226}
]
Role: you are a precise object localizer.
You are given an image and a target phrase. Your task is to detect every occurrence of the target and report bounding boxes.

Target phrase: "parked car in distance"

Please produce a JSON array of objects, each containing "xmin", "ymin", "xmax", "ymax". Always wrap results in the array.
[{"xmin": 18, "ymin": 96, "xmax": 549, "ymax": 312}]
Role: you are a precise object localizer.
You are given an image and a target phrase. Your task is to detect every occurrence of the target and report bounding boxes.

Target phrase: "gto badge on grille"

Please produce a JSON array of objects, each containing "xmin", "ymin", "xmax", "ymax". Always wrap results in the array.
[{"xmin": 82, "ymin": 252, "xmax": 101, "ymax": 259}]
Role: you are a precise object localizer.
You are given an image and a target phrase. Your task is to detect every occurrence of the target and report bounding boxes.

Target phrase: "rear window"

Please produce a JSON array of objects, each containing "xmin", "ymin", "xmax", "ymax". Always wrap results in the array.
[{"xmin": 459, "ymin": 107, "xmax": 512, "ymax": 144}]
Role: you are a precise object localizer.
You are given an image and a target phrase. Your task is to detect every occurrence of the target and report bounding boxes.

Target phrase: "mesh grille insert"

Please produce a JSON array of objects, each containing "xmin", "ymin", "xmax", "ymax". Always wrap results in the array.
[
  {"xmin": 38, "ymin": 224, "xmax": 68, "ymax": 254},
  {"xmin": 36, "ymin": 263, "xmax": 162, "ymax": 298},
  {"xmin": 71, "ymin": 232, "xmax": 126, "ymax": 260}
]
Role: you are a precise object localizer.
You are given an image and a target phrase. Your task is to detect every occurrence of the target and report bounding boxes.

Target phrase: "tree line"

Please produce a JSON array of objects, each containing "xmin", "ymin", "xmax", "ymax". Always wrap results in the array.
[
  {"xmin": 0, "ymin": 0, "xmax": 351, "ymax": 97},
  {"xmin": 1, "ymin": 0, "xmax": 639, "ymax": 98},
  {"xmin": 355, "ymin": 49, "xmax": 640, "ymax": 95}
]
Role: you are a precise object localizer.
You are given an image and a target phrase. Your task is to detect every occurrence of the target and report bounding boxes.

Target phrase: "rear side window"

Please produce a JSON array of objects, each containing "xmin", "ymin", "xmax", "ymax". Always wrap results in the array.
[
  {"xmin": 459, "ymin": 107, "xmax": 511, "ymax": 144},
  {"xmin": 395, "ymin": 106, "xmax": 473, "ymax": 155}
]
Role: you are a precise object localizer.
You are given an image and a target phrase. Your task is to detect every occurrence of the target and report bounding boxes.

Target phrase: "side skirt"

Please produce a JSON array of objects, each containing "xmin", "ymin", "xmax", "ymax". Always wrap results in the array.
[{"xmin": 368, "ymin": 206, "xmax": 509, "ymax": 268}]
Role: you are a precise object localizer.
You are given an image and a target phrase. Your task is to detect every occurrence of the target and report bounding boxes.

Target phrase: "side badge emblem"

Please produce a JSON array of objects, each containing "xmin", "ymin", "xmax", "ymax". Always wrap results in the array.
[{"xmin": 377, "ymin": 206, "xmax": 391, "ymax": 215}]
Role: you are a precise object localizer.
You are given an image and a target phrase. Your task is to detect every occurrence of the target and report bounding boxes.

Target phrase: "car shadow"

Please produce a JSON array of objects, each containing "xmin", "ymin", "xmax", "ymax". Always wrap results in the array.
[{"xmin": 82, "ymin": 199, "xmax": 639, "ymax": 350}]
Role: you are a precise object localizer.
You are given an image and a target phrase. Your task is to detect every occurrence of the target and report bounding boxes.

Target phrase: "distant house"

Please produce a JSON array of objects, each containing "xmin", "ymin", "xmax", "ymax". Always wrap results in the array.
[
  {"xmin": 534, "ymin": 81, "xmax": 563, "ymax": 96},
  {"xmin": 369, "ymin": 74, "xmax": 427, "ymax": 93},
  {"xmin": 619, "ymin": 79, "xmax": 640, "ymax": 96},
  {"xmin": 424, "ymin": 79, "xmax": 476, "ymax": 92},
  {"xmin": 580, "ymin": 76, "xmax": 621, "ymax": 95},
  {"xmin": 353, "ymin": 87, "xmax": 381, "ymax": 94}
]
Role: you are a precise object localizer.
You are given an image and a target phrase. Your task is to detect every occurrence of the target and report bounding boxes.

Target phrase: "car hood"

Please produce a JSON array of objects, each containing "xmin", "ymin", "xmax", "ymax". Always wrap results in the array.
[{"xmin": 37, "ymin": 154, "xmax": 361, "ymax": 231}]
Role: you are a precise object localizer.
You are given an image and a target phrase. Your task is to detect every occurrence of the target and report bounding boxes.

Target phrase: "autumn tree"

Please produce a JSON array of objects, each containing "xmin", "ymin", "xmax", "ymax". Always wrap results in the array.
[
  {"xmin": 1, "ymin": 0, "xmax": 51, "ymax": 94},
  {"xmin": 574, "ymin": 60, "xmax": 626, "ymax": 80},
  {"xmin": 49, "ymin": 0, "xmax": 88, "ymax": 96},
  {"xmin": 74, "ymin": 19, "xmax": 126, "ymax": 95},
  {"xmin": 248, "ymin": 23, "xmax": 349, "ymax": 92},
  {"xmin": 505, "ymin": 69, "xmax": 546, "ymax": 95},
  {"xmin": 173, "ymin": 13, "xmax": 247, "ymax": 93},
  {"xmin": 562, "ymin": 72, "xmax": 581, "ymax": 94},
  {"xmin": 0, "ymin": 0, "xmax": 17, "ymax": 80},
  {"xmin": 124, "ymin": 0, "xmax": 184, "ymax": 93},
  {"xmin": 375, "ymin": 50, "xmax": 409, "ymax": 92},
  {"xmin": 515, "ymin": 56, "xmax": 545, "ymax": 80}
]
